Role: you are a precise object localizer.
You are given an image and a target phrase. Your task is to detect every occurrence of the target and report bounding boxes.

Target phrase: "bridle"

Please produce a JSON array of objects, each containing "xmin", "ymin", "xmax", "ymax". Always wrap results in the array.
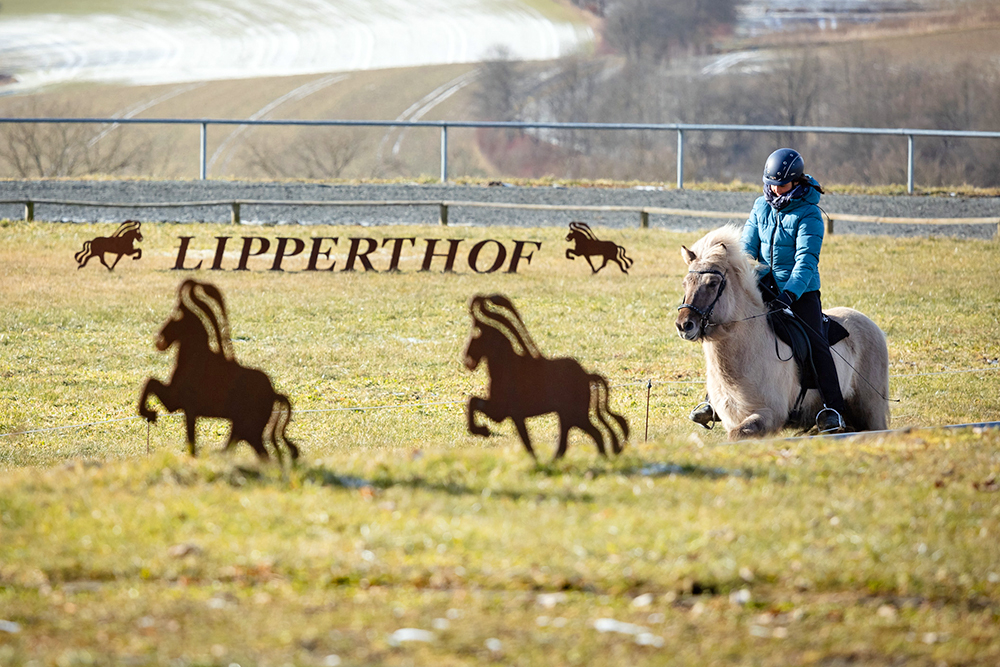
[{"xmin": 677, "ymin": 269, "xmax": 727, "ymax": 334}]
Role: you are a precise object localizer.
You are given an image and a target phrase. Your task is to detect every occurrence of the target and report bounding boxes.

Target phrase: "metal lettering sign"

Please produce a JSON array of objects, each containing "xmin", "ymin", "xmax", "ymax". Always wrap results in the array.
[
  {"xmin": 74, "ymin": 220, "xmax": 143, "ymax": 270},
  {"xmin": 462, "ymin": 293, "xmax": 629, "ymax": 461},
  {"xmin": 565, "ymin": 222, "xmax": 633, "ymax": 274},
  {"xmin": 172, "ymin": 236, "xmax": 543, "ymax": 273},
  {"xmin": 138, "ymin": 279, "xmax": 299, "ymax": 464}
]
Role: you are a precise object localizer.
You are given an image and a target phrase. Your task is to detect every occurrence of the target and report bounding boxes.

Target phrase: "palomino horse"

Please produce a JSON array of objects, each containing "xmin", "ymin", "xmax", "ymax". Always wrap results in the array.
[
  {"xmin": 138, "ymin": 280, "xmax": 299, "ymax": 463},
  {"xmin": 463, "ymin": 293, "xmax": 629, "ymax": 460},
  {"xmin": 565, "ymin": 222, "xmax": 634, "ymax": 274},
  {"xmin": 74, "ymin": 220, "xmax": 143, "ymax": 270},
  {"xmin": 675, "ymin": 226, "xmax": 889, "ymax": 439}
]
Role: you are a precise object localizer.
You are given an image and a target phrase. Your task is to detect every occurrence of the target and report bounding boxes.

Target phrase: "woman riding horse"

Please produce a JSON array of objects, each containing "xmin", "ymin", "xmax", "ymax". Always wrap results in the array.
[{"xmin": 688, "ymin": 148, "xmax": 848, "ymax": 434}]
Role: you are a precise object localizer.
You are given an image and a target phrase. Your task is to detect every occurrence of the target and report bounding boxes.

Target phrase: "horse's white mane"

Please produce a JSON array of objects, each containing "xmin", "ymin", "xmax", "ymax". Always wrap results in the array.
[
  {"xmin": 690, "ymin": 225, "xmax": 758, "ymax": 298},
  {"xmin": 569, "ymin": 221, "xmax": 598, "ymax": 240},
  {"xmin": 112, "ymin": 220, "xmax": 141, "ymax": 237},
  {"xmin": 178, "ymin": 280, "xmax": 234, "ymax": 360},
  {"xmin": 470, "ymin": 294, "xmax": 542, "ymax": 359}
]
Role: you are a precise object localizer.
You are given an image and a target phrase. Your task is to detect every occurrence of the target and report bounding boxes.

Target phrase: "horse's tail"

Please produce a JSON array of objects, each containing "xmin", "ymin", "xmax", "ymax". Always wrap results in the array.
[
  {"xmin": 74, "ymin": 241, "xmax": 92, "ymax": 266},
  {"xmin": 616, "ymin": 245, "xmax": 634, "ymax": 271},
  {"xmin": 270, "ymin": 393, "xmax": 299, "ymax": 464},
  {"xmin": 589, "ymin": 374, "xmax": 629, "ymax": 455}
]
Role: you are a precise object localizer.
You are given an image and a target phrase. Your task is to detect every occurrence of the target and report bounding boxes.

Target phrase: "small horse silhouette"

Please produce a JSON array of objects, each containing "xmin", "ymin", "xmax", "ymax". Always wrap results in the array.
[
  {"xmin": 138, "ymin": 279, "xmax": 299, "ymax": 464},
  {"xmin": 565, "ymin": 221, "xmax": 633, "ymax": 274},
  {"xmin": 75, "ymin": 220, "xmax": 143, "ymax": 271},
  {"xmin": 462, "ymin": 293, "xmax": 629, "ymax": 461}
]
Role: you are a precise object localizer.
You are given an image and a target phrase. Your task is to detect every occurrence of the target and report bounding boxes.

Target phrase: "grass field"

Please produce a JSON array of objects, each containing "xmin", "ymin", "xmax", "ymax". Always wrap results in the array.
[{"xmin": 1, "ymin": 219, "xmax": 999, "ymax": 665}]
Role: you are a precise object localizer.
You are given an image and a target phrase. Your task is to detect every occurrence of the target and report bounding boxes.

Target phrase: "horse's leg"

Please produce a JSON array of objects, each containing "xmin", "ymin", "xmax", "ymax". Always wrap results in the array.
[
  {"xmin": 565, "ymin": 249, "xmax": 576, "ymax": 260},
  {"xmin": 585, "ymin": 256, "xmax": 598, "ymax": 273},
  {"xmin": 133, "ymin": 249, "xmax": 142, "ymax": 261},
  {"xmin": 553, "ymin": 418, "xmax": 571, "ymax": 460},
  {"xmin": 512, "ymin": 418, "xmax": 536, "ymax": 460},
  {"xmin": 731, "ymin": 412, "xmax": 771, "ymax": 440},
  {"xmin": 98, "ymin": 253, "xmax": 113, "ymax": 271},
  {"xmin": 108, "ymin": 253, "xmax": 124, "ymax": 270},
  {"xmin": 579, "ymin": 420, "xmax": 607, "ymax": 457},
  {"xmin": 138, "ymin": 378, "xmax": 178, "ymax": 422},
  {"xmin": 597, "ymin": 256, "xmax": 610, "ymax": 272},
  {"xmin": 184, "ymin": 413, "xmax": 198, "ymax": 456},
  {"xmin": 467, "ymin": 396, "xmax": 493, "ymax": 437}
]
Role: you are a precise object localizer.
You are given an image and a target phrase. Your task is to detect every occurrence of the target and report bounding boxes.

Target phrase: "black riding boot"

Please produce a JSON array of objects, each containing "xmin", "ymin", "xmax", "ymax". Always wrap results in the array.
[
  {"xmin": 792, "ymin": 291, "xmax": 850, "ymax": 433},
  {"xmin": 689, "ymin": 395, "xmax": 719, "ymax": 429}
]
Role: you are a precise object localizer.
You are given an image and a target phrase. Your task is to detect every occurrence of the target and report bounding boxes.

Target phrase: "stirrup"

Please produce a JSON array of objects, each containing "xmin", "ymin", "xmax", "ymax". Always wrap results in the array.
[
  {"xmin": 689, "ymin": 401, "xmax": 717, "ymax": 430},
  {"xmin": 816, "ymin": 406, "xmax": 846, "ymax": 434}
]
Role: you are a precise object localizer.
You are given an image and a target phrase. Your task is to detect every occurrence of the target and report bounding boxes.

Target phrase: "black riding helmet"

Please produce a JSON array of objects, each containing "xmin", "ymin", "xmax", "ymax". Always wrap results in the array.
[{"xmin": 763, "ymin": 148, "xmax": 804, "ymax": 185}]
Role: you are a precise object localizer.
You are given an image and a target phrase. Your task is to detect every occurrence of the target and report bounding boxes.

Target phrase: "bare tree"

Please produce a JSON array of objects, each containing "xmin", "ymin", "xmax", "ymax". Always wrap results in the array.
[
  {"xmin": 243, "ymin": 130, "xmax": 362, "ymax": 180},
  {"xmin": 475, "ymin": 45, "xmax": 524, "ymax": 122},
  {"xmin": 0, "ymin": 98, "xmax": 151, "ymax": 178}
]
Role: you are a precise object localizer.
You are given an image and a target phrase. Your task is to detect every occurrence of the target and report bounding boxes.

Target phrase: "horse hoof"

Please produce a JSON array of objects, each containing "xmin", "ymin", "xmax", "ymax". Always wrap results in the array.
[{"xmin": 469, "ymin": 425, "xmax": 492, "ymax": 437}]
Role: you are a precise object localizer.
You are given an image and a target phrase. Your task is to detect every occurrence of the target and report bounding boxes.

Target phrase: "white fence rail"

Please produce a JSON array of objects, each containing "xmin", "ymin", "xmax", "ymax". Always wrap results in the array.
[{"xmin": 3, "ymin": 117, "xmax": 1000, "ymax": 192}]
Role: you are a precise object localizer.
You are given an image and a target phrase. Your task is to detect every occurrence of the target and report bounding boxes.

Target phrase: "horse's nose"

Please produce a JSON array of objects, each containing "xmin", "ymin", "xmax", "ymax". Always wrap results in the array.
[{"xmin": 675, "ymin": 318, "xmax": 696, "ymax": 337}]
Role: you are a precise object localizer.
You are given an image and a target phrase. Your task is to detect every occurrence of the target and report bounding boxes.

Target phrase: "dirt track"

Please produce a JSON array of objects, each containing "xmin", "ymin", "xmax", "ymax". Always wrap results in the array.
[{"xmin": 0, "ymin": 180, "xmax": 997, "ymax": 239}]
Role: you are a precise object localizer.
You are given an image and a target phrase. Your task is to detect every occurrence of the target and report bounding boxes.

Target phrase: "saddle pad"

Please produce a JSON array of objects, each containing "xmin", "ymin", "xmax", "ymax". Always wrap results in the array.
[{"xmin": 767, "ymin": 310, "xmax": 849, "ymax": 390}]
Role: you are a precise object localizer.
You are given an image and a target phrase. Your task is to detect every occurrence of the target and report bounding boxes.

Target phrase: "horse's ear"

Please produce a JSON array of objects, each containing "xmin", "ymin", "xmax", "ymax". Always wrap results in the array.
[{"xmin": 680, "ymin": 246, "xmax": 696, "ymax": 265}]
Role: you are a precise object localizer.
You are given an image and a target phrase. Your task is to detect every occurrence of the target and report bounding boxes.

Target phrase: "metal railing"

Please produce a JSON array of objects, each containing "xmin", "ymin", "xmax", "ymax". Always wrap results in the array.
[{"xmin": 2, "ymin": 116, "xmax": 1000, "ymax": 192}]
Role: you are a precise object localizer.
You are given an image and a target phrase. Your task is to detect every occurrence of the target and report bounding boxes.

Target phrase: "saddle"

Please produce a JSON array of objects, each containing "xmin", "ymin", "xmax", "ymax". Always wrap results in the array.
[{"xmin": 757, "ymin": 272, "xmax": 849, "ymax": 416}]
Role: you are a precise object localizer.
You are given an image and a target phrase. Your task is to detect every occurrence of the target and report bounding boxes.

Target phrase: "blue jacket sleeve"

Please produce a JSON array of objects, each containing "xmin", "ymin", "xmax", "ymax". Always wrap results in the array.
[
  {"xmin": 741, "ymin": 200, "xmax": 763, "ymax": 261},
  {"xmin": 783, "ymin": 206, "xmax": 824, "ymax": 299}
]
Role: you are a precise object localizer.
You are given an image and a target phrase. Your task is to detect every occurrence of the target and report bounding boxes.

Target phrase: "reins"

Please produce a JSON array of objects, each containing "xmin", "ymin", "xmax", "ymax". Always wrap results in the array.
[{"xmin": 678, "ymin": 270, "xmax": 897, "ymax": 405}]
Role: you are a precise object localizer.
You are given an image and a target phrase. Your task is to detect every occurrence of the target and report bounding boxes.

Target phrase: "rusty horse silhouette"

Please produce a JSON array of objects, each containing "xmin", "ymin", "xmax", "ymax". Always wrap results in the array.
[
  {"xmin": 138, "ymin": 279, "xmax": 299, "ymax": 463},
  {"xmin": 462, "ymin": 294, "xmax": 629, "ymax": 460},
  {"xmin": 75, "ymin": 220, "xmax": 143, "ymax": 271},
  {"xmin": 565, "ymin": 221, "xmax": 633, "ymax": 274}
]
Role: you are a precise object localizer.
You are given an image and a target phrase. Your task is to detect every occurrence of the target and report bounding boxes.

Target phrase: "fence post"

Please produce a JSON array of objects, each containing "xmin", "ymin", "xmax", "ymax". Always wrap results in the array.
[
  {"xmin": 907, "ymin": 134, "xmax": 915, "ymax": 194},
  {"xmin": 439, "ymin": 203, "xmax": 449, "ymax": 226},
  {"xmin": 24, "ymin": 201, "xmax": 33, "ymax": 222},
  {"xmin": 440, "ymin": 125, "xmax": 449, "ymax": 183},
  {"xmin": 200, "ymin": 122, "xmax": 208, "ymax": 180},
  {"xmin": 231, "ymin": 202, "xmax": 241, "ymax": 225},
  {"xmin": 825, "ymin": 214, "xmax": 834, "ymax": 236},
  {"xmin": 676, "ymin": 129, "xmax": 685, "ymax": 190},
  {"xmin": 640, "ymin": 210, "xmax": 649, "ymax": 228}
]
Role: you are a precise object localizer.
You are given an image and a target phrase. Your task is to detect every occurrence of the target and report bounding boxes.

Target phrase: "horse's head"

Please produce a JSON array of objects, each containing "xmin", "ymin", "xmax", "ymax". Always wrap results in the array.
[
  {"xmin": 566, "ymin": 221, "xmax": 595, "ymax": 243},
  {"xmin": 155, "ymin": 306, "xmax": 204, "ymax": 352},
  {"xmin": 155, "ymin": 280, "xmax": 234, "ymax": 358},
  {"xmin": 675, "ymin": 226, "xmax": 758, "ymax": 341},
  {"xmin": 114, "ymin": 220, "xmax": 142, "ymax": 245},
  {"xmin": 463, "ymin": 294, "xmax": 541, "ymax": 369},
  {"xmin": 462, "ymin": 321, "xmax": 487, "ymax": 371}
]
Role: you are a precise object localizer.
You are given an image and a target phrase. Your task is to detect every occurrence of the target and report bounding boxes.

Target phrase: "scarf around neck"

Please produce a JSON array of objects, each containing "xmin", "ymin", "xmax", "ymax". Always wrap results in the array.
[{"xmin": 764, "ymin": 180, "xmax": 813, "ymax": 211}]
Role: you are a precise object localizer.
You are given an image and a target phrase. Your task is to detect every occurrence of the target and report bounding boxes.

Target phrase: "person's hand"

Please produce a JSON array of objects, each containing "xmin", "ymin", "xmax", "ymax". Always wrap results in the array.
[{"xmin": 776, "ymin": 291, "xmax": 795, "ymax": 308}]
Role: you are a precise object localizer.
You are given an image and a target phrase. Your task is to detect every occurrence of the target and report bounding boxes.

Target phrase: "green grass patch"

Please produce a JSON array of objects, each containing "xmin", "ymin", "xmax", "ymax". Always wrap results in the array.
[{"xmin": 0, "ymin": 219, "xmax": 998, "ymax": 664}]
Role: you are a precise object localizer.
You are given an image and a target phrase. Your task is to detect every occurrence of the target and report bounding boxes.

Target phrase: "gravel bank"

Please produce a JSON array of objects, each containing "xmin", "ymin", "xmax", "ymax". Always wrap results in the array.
[{"xmin": 1, "ymin": 180, "xmax": 997, "ymax": 239}]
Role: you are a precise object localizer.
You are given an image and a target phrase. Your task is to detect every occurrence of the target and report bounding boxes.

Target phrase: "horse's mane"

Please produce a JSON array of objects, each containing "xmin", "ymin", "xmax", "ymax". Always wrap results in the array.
[
  {"xmin": 112, "ymin": 220, "xmax": 141, "ymax": 237},
  {"xmin": 177, "ymin": 279, "xmax": 234, "ymax": 360},
  {"xmin": 469, "ymin": 294, "xmax": 542, "ymax": 359},
  {"xmin": 568, "ymin": 221, "xmax": 598, "ymax": 240},
  {"xmin": 689, "ymin": 225, "xmax": 760, "ymax": 302}
]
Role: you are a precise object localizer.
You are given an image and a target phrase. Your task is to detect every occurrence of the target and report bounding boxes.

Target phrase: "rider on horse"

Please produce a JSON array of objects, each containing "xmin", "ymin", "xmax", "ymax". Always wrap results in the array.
[{"xmin": 690, "ymin": 148, "xmax": 849, "ymax": 434}]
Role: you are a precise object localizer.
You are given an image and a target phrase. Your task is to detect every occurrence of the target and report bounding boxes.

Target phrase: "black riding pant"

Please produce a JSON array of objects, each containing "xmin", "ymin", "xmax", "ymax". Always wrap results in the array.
[{"xmin": 791, "ymin": 290, "xmax": 847, "ymax": 414}]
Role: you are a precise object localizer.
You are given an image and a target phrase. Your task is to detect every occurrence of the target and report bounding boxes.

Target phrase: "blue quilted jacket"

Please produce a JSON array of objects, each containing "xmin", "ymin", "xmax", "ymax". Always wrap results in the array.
[{"xmin": 741, "ymin": 175, "xmax": 824, "ymax": 299}]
